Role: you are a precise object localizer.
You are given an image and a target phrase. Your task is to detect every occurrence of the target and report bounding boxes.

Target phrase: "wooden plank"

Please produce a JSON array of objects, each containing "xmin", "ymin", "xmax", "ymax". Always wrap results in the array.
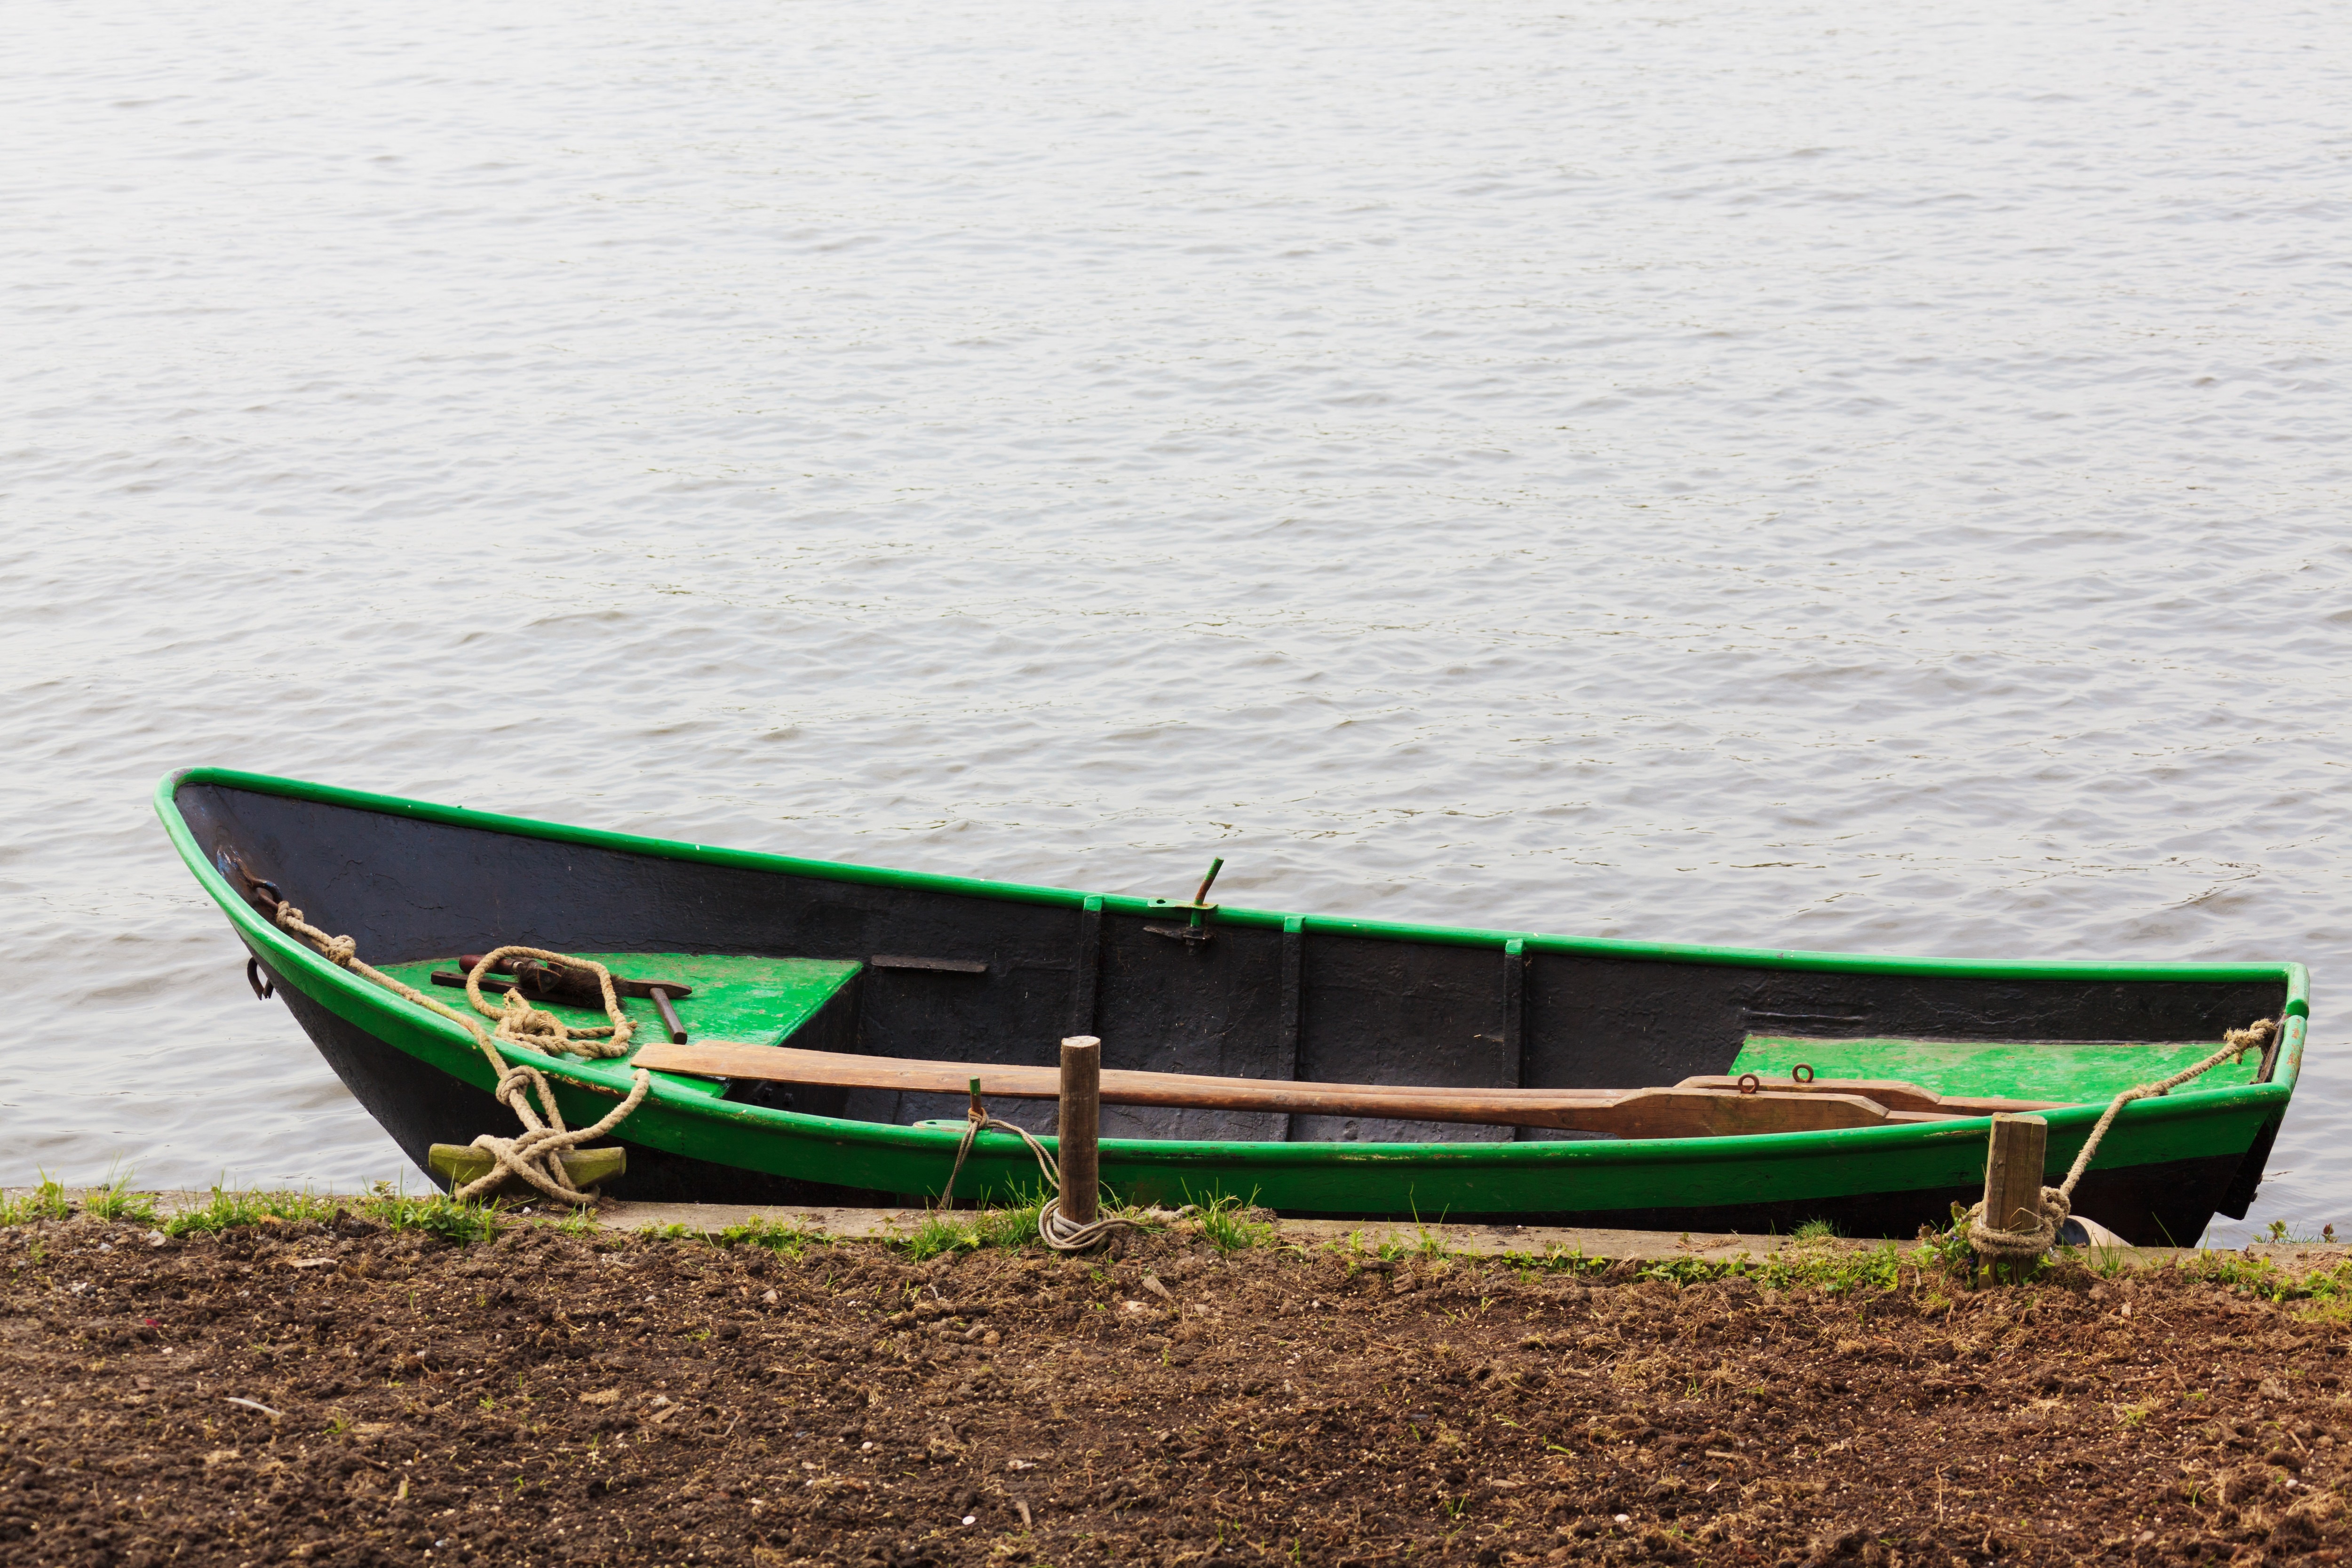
[{"xmin": 628, "ymin": 1040, "xmax": 1952, "ymax": 1138}]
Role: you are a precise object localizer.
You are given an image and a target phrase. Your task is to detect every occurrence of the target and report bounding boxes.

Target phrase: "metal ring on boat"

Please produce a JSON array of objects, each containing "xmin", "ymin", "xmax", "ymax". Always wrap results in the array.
[
  {"xmin": 1736, "ymin": 1073, "xmax": 1760, "ymax": 1095},
  {"xmin": 1791, "ymin": 1063, "xmax": 1815, "ymax": 1083},
  {"xmin": 246, "ymin": 956, "xmax": 274, "ymax": 1001}
]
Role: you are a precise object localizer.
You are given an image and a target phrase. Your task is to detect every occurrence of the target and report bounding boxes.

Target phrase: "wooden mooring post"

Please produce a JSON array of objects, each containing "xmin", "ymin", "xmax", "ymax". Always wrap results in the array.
[
  {"xmin": 1059, "ymin": 1035, "xmax": 1102, "ymax": 1226},
  {"xmin": 1981, "ymin": 1112, "xmax": 2049, "ymax": 1281}
]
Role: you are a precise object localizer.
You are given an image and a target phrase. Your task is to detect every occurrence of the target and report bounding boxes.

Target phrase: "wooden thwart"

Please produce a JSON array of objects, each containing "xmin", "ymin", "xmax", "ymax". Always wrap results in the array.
[{"xmin": 628, "ymin": 1041, "xmax": 2066, "ymax": 1138}]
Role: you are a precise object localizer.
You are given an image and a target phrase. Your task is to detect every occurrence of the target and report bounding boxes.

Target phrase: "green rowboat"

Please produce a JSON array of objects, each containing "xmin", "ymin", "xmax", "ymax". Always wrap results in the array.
[{"xmin": 157, "ymin": 768, "xmax": 2307, "ymax": 1244}]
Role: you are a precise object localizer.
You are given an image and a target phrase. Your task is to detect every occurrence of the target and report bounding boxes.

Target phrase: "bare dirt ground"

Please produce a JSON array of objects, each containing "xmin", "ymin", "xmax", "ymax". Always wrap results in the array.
[{"xmin": 5, "ymin": 1212, "xmax": 2352, "ymax": 1567}]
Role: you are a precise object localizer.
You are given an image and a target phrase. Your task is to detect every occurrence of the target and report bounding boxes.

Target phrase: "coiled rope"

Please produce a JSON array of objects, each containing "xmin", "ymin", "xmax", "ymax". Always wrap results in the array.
[
  {"xmin": 1965, "ymin": 1017, "xmax": 2279, "ymax": 1260},
  {"xmin": 936, "ymin": 1099, "xmax": 1144, "ymax": 1253},
  {"xmin": 265, "ymin": 901, "xmax": 650, "ymax": 1206}
]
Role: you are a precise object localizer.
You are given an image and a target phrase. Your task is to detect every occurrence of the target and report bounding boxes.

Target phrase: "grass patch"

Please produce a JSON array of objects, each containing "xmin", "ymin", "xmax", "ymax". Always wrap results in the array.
[
  {"xmin": 1753, "ymin": 1239, "xmax": 1913, "ymax": 1296},
  {"xmin": 1193, "ymin": 1192, "xmax": 1277, "ymax": 1253},
  {"xmin": 899, "ymin": 1183, "xmax": 1152, "ymax": 1261},
  {"xmin": 0, "ymin": 1176, "xmax": 72, "ymax": 1226},
  {"xmin": 1, "ymin": 1168, "xmax": 471, "ymax": 1236},
  {"xmin": 719, "ymin": 1215, "xmax": 825, "ymax": 1259},
  {"xmin": 82, "ymin": 1165, "xmax": 158, "ymax": 1226},
  {"xmin": 1496, "ymin": 1225, "xmax": 2352, "ymax": 1305},
  {"xmin": 160, "ymin": 1186, "xmax": 343, "ymax": 1238},
  {"xmin": 2187, "ymin": 1249, "xmax": 2352, "ymax": 1306},
  {"xmin": 1490, "ymin": 1215, "xmax": 1983, "ymax": 1297},
  {"xmin": 1916, "ymin": 1203, "xmax": 1978, "ymax": 1276},
  {"xmin": 377, "ymin": 1192, "xmax": 508, "ymax": 1245},
  {"xmin": 971, "ymin": 1196, "xmax": 1045, "ymax": 1250},
  {"xmin": 552, "ymin": 1205, "xmax": 600, "ymax": 1239},
  {"xmin": 902, "ymin": 1211, "xmax": 976, "ymax": 1263},
  {"xmin": 157, "ymin": 1182, "xmax": 508, "ymax": 1243}
]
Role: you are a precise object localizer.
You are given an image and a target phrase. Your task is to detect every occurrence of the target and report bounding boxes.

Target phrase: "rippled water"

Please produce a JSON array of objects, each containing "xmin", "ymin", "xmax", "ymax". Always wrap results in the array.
[{"xmin": 5, "ymin": 0, "xmax": 2347, "ymax": 1240}]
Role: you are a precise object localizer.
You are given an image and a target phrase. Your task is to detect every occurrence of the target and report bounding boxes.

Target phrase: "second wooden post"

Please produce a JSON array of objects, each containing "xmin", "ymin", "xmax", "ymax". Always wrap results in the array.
[
  {"xmin": 1058, "ymin": 1035, "xmax": 1102, "ymax": 1225},
  {"xmin": 1981, "ymin": 1112, "xmax": 2049, "ymax": 1279}
]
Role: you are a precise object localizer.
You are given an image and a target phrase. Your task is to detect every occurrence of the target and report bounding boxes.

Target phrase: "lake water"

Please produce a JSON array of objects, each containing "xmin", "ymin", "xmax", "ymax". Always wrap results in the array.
[{"xmin": 5, "ymin": 0, "xmax": 2347, "ymax": 1242}]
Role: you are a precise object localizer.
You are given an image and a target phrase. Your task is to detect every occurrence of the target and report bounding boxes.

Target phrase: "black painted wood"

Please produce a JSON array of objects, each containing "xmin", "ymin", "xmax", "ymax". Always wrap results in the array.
[
  {"xmin": 1278, "ymin": 916, "xmax": 1305, "ymax": 1141},
  {"xmin": 1072, "ymin": 897, "xmax": 1101, "ymax": 1038}
]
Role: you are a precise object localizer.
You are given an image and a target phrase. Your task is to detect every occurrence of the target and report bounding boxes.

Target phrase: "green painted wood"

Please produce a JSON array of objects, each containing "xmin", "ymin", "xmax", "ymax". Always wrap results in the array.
[
  {"xmin": 374, "ymin": 952, "xmax": 862, "ymax": 1090},
  {"xmin": 153, "ymin": 767, "xmax": 2310, "ymax": 1222},
  {"xmin": 1732, "ymin": 1035, "xmax": 2265, "ymax": 1104}
]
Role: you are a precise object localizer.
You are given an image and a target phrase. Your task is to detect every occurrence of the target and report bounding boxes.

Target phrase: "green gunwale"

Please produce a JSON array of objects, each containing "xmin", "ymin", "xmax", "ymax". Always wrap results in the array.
[{"xmin": 155, "ymin": 766, "xmax": 2308, "ymax": 1216}]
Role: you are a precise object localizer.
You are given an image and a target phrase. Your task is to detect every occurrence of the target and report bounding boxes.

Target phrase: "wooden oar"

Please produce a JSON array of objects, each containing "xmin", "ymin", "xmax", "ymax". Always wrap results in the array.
[
  {"xmin": 1673, "ymin": 1075, "xmax": 2063, "ymax": 1117},
  {"xmin": 627, "ymin": 1041, "xmax": 1954, "ymax": 1138}
]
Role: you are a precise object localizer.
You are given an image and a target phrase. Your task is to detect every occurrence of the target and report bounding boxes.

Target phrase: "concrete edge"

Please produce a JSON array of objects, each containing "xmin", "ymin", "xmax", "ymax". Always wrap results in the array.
[{"xmin": 7, "ymin": 1188, "xmax": 2344, "ymax": 1269}]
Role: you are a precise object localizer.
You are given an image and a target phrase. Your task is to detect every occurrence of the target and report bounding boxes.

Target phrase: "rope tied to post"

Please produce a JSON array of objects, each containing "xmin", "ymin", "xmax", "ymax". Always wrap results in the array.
[
  {"xmin": 936, "ymin": 1095, "xmax": 1145, "ymax": 1254},
  {"xmin": 1965, "ymin": 1017, "xmax": 2279, "ymax": 1260},
  {"xmin": 267, "ymin": 904, "xmax": 649, "ymax": 1206}
]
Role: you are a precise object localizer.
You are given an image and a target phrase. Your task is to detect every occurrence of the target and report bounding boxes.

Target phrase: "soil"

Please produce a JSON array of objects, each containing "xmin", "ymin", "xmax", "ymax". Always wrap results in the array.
[{"xmin": 5, "ymin": 1215, "xmax": 2352, "ymax": 1568}]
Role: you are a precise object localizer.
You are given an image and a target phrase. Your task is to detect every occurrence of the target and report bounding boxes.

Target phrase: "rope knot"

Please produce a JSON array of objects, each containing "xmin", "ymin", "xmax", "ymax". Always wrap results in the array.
[
  {"xmin": 262, "ymin": 915, "xmax": 657, "ymax": 1205},
  {"xmin": 1963, "ymin": 1016, "xmax": 2280, "ymax": 1263},
  {"xmin": 463, "ymin": 946, "xmax": 635, "ymax": 1060},
  {"xmin": 2223, "ymin": 1018, "xmax": 2278, "ymax": 1059},
  {"xmin": 274, "ymin": 905, "xmax": 357, "ymax": 967},
  {"xmin": 938, "ymin": 1092, "xmax": 1147, "ymax": 1255},
  {"xmin": 1965, "ymin": 1186, "xmax": 2069, "ymax": 1261},
  {"xmin": 492, "ymin": 989, "xmax": 572, "ymax": 1045},
  {"xmin": 492, "ymin": 1064, "xmax": 543, "ymax": 1106},
  {"xmin": 451, "ymin": 1067, "xmax": 652, "ymax": 1206},
  {"xmin": 582, "ymin": 1018, "xmax": 634, "ymax": 1059}
]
